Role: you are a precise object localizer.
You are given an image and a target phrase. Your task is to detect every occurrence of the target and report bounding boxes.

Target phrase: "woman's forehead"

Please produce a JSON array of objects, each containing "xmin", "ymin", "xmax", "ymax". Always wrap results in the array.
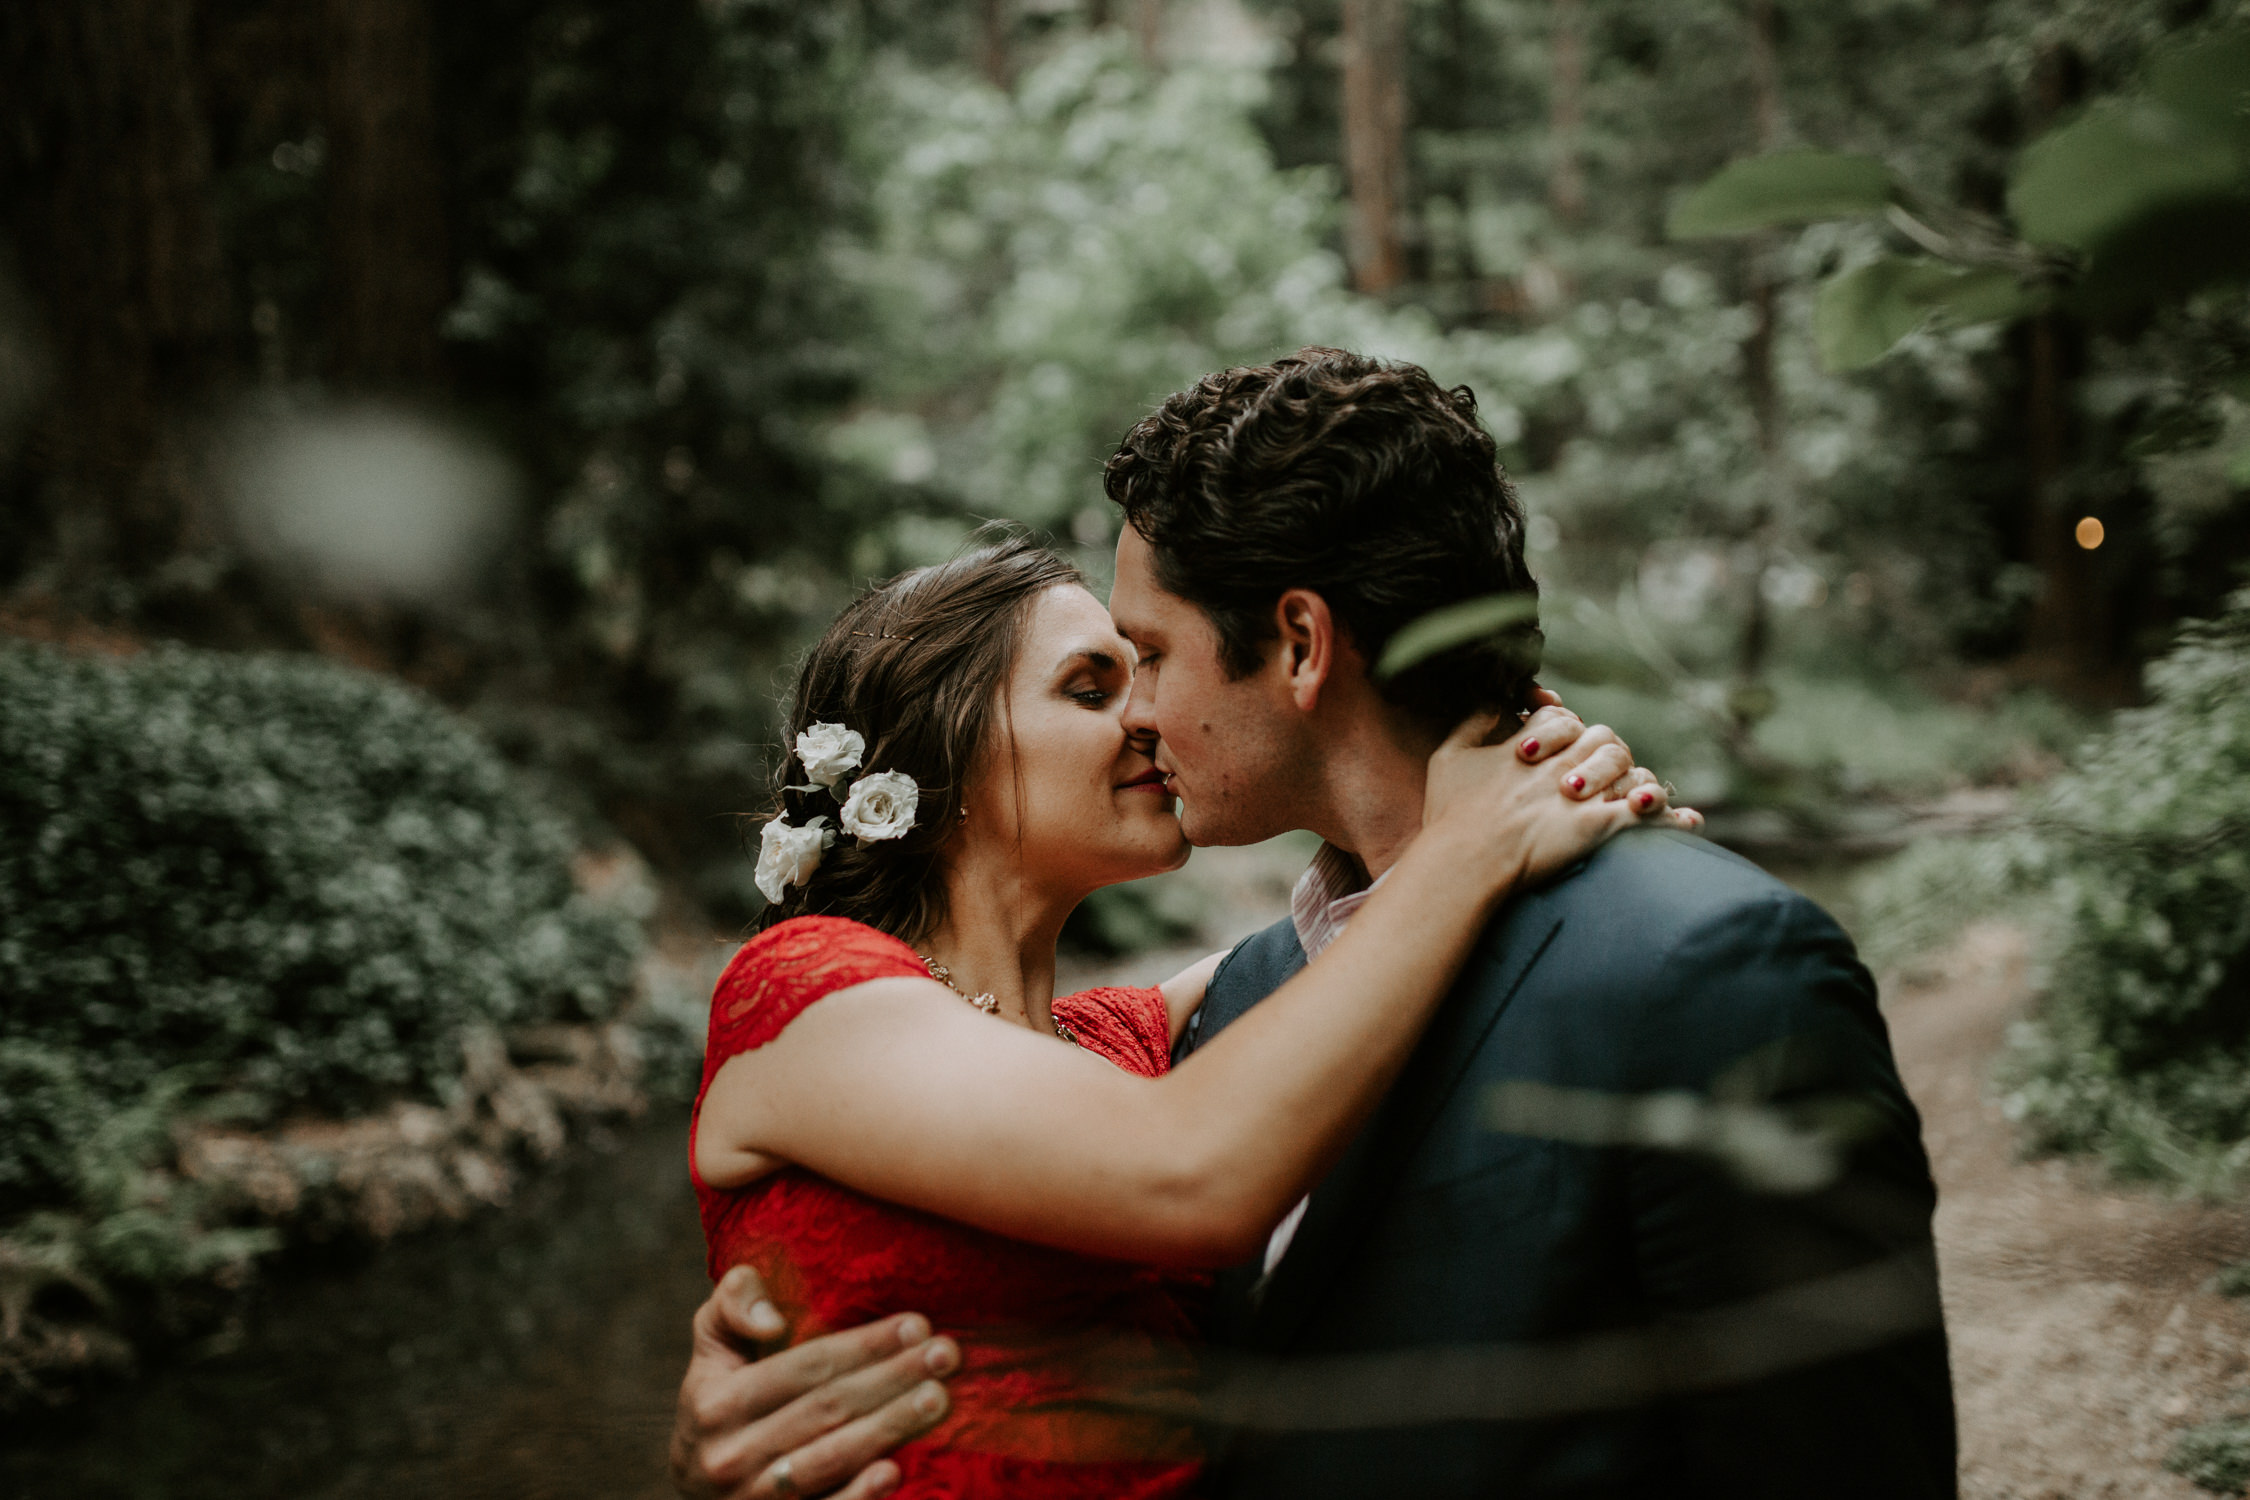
[{"xmin": 1026, "ymin": 584, "xmax": 1129, "ymax": 662}]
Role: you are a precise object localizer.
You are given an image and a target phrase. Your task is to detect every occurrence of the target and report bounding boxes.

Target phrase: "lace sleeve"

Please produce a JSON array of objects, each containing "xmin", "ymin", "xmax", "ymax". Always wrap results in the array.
[
  {"xmin": 700, "ymin": 916, "xmax": 927, "ymax": 1083},
  {"xmin": 1052, "ymin": 985, "xmax": 1174, "ymax": 1079}
]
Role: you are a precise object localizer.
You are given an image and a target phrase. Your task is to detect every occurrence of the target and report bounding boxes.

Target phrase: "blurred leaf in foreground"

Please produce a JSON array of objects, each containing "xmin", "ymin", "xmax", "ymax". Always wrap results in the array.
[
  {"xmin": 1375, "ymin": 593, "xmax": 1541, "ymax": 680},
  {"xmin": 1814, "ymin": 258, "xmax": 2043, "ymax": 371},
  {"xmin": 1666, "ymin": 151, "xmax": 1896, "ymax": 240}
]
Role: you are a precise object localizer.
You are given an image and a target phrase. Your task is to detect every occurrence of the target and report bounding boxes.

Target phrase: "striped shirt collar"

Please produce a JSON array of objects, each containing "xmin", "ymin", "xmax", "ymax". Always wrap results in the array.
[{"xmin": 1289, "ymin": 840, "xmax": 1383, "ymax": 961}]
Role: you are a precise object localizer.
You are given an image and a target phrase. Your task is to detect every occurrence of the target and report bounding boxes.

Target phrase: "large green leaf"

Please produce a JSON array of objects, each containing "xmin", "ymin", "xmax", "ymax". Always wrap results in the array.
[
  {"xmin": 2145, "ymin": 31, "xmax": 2250, "ymax": 151},
  {"xmin": 2010, "ymin": 101, "xmax": 2244, "ymax": 254},
  {"xmin": 1374, "ymin": 594, "xmax": 1541, "ymax": 680},
  {"xmin": 2010, "ymin": 32, "xmax": 2250, "ymax": 307},
  {"xmin": 1667, "ymin": 151, "xmax": 1897, "ymax": 240},
  {"xmin": 1814, "ymin": 257, "xmax": 2043, "ymax": 371}
]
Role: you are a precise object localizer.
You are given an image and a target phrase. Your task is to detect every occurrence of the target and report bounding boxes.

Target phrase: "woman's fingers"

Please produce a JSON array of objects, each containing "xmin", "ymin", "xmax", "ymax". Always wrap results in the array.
[
  {"xmin": 1440, "ymin": 707, "xmax": 1512, "ymax": 753},
  {"xmin": 1563, "ymin": 742, "xmax": 1636, "ymax": 800},
  {"xmin": 1545, "ymin": 724, "xmax": 1629, "ymax": 795},
  {"xmin": 1515, "ymin": 704, "xmax": 1586, "ymax": 762},
  {"xmin": 1670, "ymin": 806, "xmax": 1705, "ymax": 832}
]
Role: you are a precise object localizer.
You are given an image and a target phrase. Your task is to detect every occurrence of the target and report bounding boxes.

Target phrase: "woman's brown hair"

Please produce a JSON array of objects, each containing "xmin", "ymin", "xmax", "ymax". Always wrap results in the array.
[{"xmin": 753, "ymin": 533, "xmax": 1086, "ymax": 944}]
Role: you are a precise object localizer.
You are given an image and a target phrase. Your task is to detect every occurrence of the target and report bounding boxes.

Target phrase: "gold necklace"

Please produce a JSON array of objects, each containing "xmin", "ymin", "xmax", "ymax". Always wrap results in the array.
[
  {"xmin": 918, "ymin": 953, "xmax": 1081, "ymax": 1047},
  {"xmin": 918, "ymin": 953, "xmax": 998, "ymax": 1015}
]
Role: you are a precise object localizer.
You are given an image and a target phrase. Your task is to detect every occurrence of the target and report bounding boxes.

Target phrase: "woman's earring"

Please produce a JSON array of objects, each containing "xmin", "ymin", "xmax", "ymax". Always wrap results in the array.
[{"xmin": 956, "ymin": 805, "xmax": 968, "ymax": 825}]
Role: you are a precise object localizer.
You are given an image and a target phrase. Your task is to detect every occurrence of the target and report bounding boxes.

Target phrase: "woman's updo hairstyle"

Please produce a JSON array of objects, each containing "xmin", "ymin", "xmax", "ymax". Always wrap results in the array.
[{"xmin": 753, "ymin": 533, "xmax": 1086, "ymax": 944}]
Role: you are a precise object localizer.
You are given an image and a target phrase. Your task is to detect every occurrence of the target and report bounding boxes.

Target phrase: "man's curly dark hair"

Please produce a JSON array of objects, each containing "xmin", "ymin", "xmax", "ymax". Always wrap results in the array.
[{"xmin": 1103, "ymin": 347, "xmax": 1542, "ymax": 733}]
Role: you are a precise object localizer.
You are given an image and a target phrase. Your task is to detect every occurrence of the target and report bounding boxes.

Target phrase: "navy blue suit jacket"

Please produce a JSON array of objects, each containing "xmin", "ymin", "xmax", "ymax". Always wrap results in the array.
[{"xmin": 1183, "ymin": 829, "xmax": 1956, "ymax": 1497}]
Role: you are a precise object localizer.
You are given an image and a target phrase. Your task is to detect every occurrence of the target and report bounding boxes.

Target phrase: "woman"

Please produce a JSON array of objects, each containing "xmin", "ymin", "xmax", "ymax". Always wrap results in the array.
[{"xmin": 692, "ymin": 538, "xmax": 1683, "ymax": 1498}]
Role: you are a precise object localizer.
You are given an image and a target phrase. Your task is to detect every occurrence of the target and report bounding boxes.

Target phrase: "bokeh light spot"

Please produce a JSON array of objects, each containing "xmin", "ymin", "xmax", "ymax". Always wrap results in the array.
[{"xmin": 2075, "ymin": 516, "xmax": 2105, "ymax": 550}]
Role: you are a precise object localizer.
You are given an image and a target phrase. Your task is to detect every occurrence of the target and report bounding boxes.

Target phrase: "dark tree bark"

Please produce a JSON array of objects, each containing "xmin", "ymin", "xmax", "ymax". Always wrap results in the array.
[
  {"xmin": 1731, "ymin": 0, "xmax": 1787, "ymax": 734},
  {"xmin": 2017, "ymin": 42, "xmax": 2107, "ymax": 690},
  {"xmin": 0, "ymin": 0, "xmax": 235, "ymax": 593},
  {"xmin": 1341, "ymin": 0, "xmax": 1408, "ymax": 294},
  {"xmin": 320, "ymin": 0, "xmax": 450, "ymax": 389},
  {"xmin": 1135, "ymin": 0, "xmax": 1165, "ymax": 67},
  {"xmin": 978, "ymin": 0, "xmax": 1012, "ymax": 89},
  {"xmin": 1549, "ymin": 0, "xmax": 1586, "ymax": 226}
]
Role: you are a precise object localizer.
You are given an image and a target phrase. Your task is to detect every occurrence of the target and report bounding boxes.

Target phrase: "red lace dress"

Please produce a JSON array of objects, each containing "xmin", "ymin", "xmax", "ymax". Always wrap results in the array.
[{"xmin": 692, "ymin": 916, "xmax": 1206, "ymax": 1500}]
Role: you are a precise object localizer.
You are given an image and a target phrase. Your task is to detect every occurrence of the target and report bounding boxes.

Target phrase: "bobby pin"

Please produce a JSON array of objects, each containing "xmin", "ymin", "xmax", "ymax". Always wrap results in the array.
[{"xmin": 850, "ymin": 630, "xmax": 916, "ymax": 641}]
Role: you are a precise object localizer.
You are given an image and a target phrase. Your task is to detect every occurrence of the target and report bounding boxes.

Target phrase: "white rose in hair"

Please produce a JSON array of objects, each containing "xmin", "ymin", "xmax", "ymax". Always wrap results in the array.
[
  {"xmin": 755, "ymin": 814, "xmax": 833, "ymax": 905},
  {"xmin": 839, "ymin": 771, "xmax": 919, "ymax": 845},
  {"xmin": 794, "ymin": 723, "xmax": 866, "ymax": 790}
]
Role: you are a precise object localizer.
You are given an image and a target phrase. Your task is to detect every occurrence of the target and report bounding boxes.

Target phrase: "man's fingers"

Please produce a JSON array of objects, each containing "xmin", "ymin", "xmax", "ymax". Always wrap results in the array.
[
  {"xmin": 694, "ymin": 1314, "xmax": 936, "ymax": 1444},
  {"xmin": 824, "ymin": 1459, "xmax": 903, "ymax": 1500},
  {"xmin": 697, "ymin": 1266, "xmax": 787, "ymax": 1356},
  {"xmin": 745, "ymin": 1333, "xmax": 957, "ymax": 1462},
  {"xmin": 750, "ymin": 1380, "xmax": 951, "ymax": 1499}
]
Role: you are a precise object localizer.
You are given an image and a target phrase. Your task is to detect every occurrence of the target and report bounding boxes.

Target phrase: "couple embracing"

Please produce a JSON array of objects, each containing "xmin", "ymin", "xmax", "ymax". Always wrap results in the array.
[{"xmin": 673, "ymin": 349, "xmax": 1956, "ymax": 1499}]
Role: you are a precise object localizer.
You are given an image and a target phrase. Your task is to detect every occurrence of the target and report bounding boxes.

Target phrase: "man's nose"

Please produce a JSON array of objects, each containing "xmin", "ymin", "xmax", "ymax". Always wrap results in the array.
[{"xmin": 1121, "ymin": 670, "xmax": 1159, "ymax": 740}]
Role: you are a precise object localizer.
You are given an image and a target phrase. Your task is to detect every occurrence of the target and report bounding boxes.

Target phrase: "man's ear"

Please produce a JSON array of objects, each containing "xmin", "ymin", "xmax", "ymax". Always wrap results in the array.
[{"xmin": 1273, "ymin": 589, "xmax": 1349, "ymax": 713}]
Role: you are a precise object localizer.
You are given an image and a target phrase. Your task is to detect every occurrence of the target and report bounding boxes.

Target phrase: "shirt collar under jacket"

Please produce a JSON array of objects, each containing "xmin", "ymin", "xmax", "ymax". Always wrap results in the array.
[{"xmin": 1288, "ymin": 840, "xmax": 1386, "ymax": 962}]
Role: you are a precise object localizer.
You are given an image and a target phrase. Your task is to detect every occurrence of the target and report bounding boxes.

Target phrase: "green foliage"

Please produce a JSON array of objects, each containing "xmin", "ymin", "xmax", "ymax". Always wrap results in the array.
[
  {"xmin": 1994, "ymin": 591, "xmax": 2250, "ymax": 1186},
  {"xmin": 1814, "ymin": 259, "xmax": 2042, "ymax": 372},
  {"xmin": 1681, "ymin": 25, "xmax": 2250, "ymax": 365},
  {"xmin": 0, "ymin": 643, "xmax": 643, "ymax": 1133},
  {"xmin": 2011, "ymin": 31, "xmax": 2250, "ymax": 317},
  {"xmin": 1374, "ymin": 594, "xmax": 1541, "ymax": 680},
  {"xmin": 833, "ymin": 33, "xmax": 1419, "ymax": 536},
  {"xmin": 1858, "ymin": 590, "xmax": 2250, "ymax": 1188},
  {"xmin": 2169, "ymin": 1413, "xmax": 2250, "ymax": 1493},
  {"xmin": 1666, "ymin": 151, "xmax": 1896, "ymax": 239}
]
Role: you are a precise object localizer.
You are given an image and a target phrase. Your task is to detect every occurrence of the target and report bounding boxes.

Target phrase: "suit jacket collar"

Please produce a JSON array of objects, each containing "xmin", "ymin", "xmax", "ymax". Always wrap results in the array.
[{"xmin": 1240, "ymin": 904, "xmax": 1567, "ymax": 1353}]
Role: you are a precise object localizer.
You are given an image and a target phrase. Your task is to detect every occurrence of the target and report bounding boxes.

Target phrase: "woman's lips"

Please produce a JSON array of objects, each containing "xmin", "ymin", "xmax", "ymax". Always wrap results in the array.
[{"xmin": 1116, "ymin": 769, "xmax": 1171, "ymax": 793}]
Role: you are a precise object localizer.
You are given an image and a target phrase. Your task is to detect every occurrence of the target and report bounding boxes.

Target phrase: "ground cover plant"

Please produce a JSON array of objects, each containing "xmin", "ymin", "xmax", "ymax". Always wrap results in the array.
[
  {"xmin": 1859, "ymin": 586, "xmax": 2250, "ymax": 1192},
  {"xmin": 0, "ymin": 642, "xmax": 644, "ymax": 1404}
]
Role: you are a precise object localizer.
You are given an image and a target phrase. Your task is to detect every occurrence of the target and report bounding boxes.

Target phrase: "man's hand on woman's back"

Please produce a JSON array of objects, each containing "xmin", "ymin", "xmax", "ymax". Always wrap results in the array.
[{"xmin": 671, "ymin": 1266, "xmax": 958, "ymax": 1499}]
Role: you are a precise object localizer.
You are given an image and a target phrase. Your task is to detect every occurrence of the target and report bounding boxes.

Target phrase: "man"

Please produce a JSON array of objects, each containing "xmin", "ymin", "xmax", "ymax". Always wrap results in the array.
[{"xmin": 671, "ymin": 349, "xmax": 1955, "ymax": 1498}]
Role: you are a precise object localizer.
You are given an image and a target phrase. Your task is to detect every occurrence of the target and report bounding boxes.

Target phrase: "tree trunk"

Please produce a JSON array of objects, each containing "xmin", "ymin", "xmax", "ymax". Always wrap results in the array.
[
  {"xmin": 2017, "ymin": 43, "xmax": 2105, "ymax": 690},
  {"xmin": 1341, "ymin": 0, "xmax": 1409, "ymax": 295},
  {"xmin": 1549, "ymin": 0, "xmax": 1586, "ymax": 226},
  {"xmin": 321, "ymin": 0, "xmax": 450, "ymax": 390},
  {"xmin": 1135, "ymin": 0, "xmax": 1165, "ymax": 67},
  {"xmin": 978, "ymin": 0, "xmax": 1012, "ymax": 89},
  {"xmin": 0, "ymin": 0, "xmax": 234, "ymax": 594},
  {"xmin": 1731, "ymin": 0, "xmax": 1786, "ymax": 734}
]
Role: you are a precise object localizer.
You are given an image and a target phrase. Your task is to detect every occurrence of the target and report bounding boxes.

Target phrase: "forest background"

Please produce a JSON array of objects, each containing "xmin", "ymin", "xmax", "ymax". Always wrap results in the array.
[{"xmin": 4, "ymin": 0, "xmax": 2250, "ymax": 1439}]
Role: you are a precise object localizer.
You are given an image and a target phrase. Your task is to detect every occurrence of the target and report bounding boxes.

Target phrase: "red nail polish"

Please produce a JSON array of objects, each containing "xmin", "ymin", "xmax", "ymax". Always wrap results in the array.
[
  {"xmin": 1567, "ymin": 773, "xmax": 1585, "ymax": 793},
  {"xmin": 1636, "ymin": 790, "xmax": 1654, "ymax": 809},
  {"xmin": 1520, "ymin": 738, "xmax": 1540, "ymax": 757}
]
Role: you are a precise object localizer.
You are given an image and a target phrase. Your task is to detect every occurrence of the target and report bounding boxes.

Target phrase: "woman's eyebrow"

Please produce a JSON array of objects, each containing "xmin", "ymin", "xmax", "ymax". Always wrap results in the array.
[{"xmin": 1056, "ymin": 646, "xmax": 1126, "ymax": 674}]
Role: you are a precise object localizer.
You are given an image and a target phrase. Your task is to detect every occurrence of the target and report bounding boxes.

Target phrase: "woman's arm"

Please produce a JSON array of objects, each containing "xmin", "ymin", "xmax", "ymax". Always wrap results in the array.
[{"xmin": 696, "ymin": 712, "xmax": 1656, "ymax": 1268}]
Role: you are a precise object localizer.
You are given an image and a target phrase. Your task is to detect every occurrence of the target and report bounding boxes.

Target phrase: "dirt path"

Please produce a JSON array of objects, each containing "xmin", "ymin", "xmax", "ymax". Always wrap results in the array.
[{"xmin": 1887, "ymin": 925, "xmax": 2250, "ymax": 1499}]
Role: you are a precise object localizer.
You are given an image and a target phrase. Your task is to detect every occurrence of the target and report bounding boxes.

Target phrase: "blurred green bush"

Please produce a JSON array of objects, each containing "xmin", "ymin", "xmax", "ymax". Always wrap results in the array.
[
  {"xmin": 0, "ymin": 642, "xmax": 643, "ymax": 1171},
  {"xmin": 1858, "ymin": 587, "xmax": 2250, "ymax": 1190},
  {"xmin": 0, "ymin": 642, "xmax": 645, "ymax": 1402}
]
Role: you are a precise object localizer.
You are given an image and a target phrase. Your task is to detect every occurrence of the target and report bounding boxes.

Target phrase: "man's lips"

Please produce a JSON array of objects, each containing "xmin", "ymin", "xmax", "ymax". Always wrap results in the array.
[{"xmin": 1116, "ymin": 768, "xmax": 1171, "ymax": 793}]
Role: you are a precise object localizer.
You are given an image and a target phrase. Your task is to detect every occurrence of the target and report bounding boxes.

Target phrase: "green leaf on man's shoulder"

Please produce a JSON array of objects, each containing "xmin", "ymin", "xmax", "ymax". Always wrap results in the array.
[
  {"xmin": 1375, "ymin": 594, "xmax": 1541, "ymax": 680},
  {"xmin": 1667, "ymin": 151, "xmax": 1898, "ymax": 240},
  {"xmin": 1814, "ymin": 257, "xmax": 2043, "ymax": 371}
]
